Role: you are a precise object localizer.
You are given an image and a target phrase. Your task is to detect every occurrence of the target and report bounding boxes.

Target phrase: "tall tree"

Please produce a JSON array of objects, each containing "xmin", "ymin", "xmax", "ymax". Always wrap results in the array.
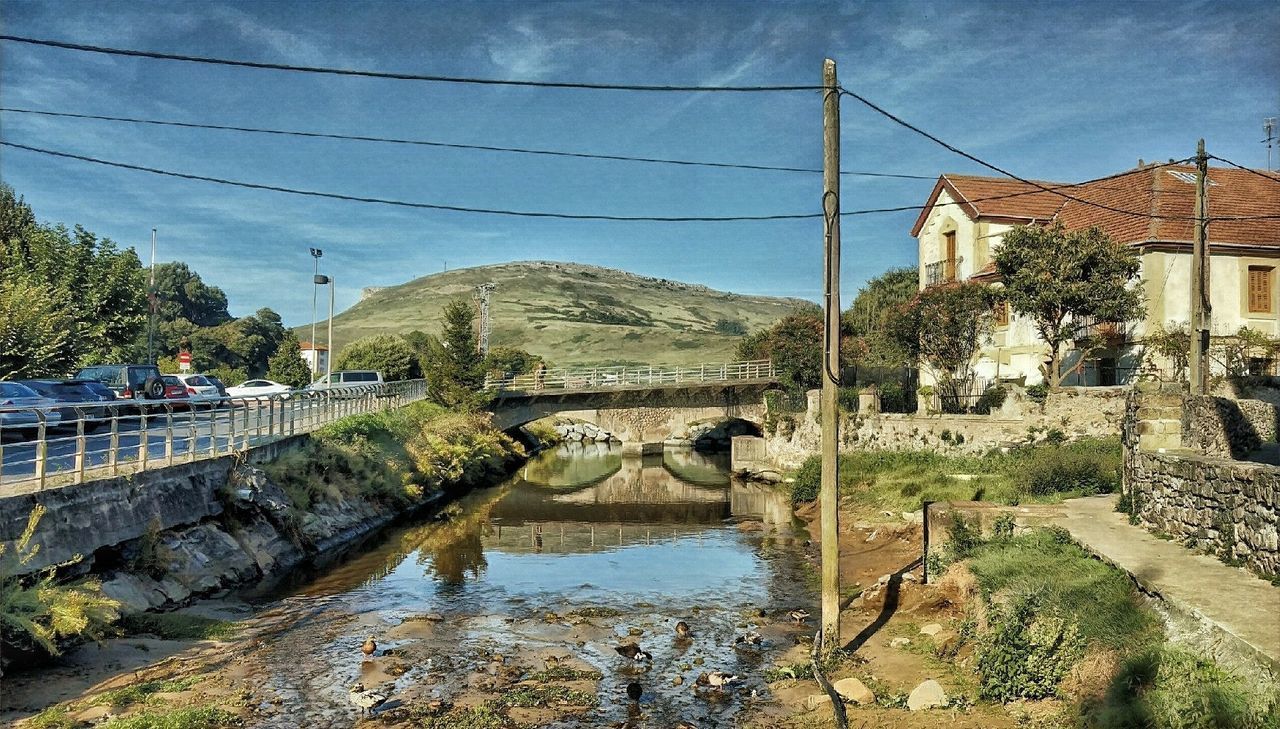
[
  {"xmin": 0, "ymin": 183, "xmax": 147, "ymax": 372},
  {"xmin": 736, "ymin": 305, "xmax": 828, "ymax": 391},
  {"xmin": 885, "ymin": 282, "xmax": 995, "ymax": 404},
  {"xmin": 267, "ymin": 332, "xmax": 313, "ymax": 387},
  {"xmin": 0, "ymin": 276, "xmax": 77, "ymax": 378},
  {"xmin": 421, "ymin": 299, "xmax": 485, "ymax": 406},
  {"xmin": 843, "ymin": 267, "xmax": 919, "ymax": 370},
  {"xmin": 994, "ymin": 222, "xmax": 1144, "ymax": 387}
]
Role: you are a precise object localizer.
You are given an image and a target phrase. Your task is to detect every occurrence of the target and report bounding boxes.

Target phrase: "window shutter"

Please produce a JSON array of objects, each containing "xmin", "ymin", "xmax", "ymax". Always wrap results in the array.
[{"xmin": 1249, "ymin": 267, "xmax": 1273, "ymax": 314}]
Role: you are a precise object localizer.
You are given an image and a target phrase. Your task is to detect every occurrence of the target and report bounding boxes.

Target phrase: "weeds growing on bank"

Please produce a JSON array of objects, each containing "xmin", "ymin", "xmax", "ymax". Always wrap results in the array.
[
  {"xmin": 262, "ymin": 401, "xmax": 525, "ymax": 513},
  {"xmin": 118, "ymin": 612, "xmax": 237, "ymax": 641},
  {"xmin": 936, "ymin": 522, "xmax": 1279, "ymax": 728},
  {"xmin": 788, "ymin": 437, "xmax": 1121, "ymax": 508}
]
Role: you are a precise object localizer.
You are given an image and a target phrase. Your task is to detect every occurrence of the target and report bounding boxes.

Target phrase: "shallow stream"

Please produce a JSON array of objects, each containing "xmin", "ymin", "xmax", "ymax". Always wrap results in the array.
[{"xmin": 229, "ymin": 443, "xmax": 816, "ymax": 726}]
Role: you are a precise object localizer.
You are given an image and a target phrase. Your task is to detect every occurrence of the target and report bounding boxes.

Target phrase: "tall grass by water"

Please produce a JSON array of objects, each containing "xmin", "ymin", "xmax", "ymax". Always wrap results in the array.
[{"xmin": 788, "ymin": 437, "xmax": 1121, "ymax": 509}]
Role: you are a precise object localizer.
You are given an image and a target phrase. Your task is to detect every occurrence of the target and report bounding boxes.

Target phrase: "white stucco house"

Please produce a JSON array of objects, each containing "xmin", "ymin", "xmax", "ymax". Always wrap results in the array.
[
  {"xmin": 912, "ymin": 163, "xmax": 1280, "ymax": 386},
  {"xmin": 300, "ymin": 341, "xmax": 329, "ymax": 374}
]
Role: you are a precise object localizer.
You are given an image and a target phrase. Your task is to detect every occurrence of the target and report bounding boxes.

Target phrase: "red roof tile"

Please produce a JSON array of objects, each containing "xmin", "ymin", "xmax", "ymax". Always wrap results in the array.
[{"xmin": 913, "ymin": 165, "xmax": 1280, "ymax": 248}]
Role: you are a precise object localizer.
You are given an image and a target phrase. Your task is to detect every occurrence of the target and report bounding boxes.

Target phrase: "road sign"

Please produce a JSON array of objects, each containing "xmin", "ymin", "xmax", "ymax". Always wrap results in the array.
[{"xmin": 178, "ymin": 351, "xmax": 192, "ymax": 372}]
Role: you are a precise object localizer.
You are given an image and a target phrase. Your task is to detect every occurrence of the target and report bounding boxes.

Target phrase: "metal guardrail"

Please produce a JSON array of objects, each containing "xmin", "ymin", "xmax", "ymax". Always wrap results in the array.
[
  {"xmin": 483, "ymin": 360, "xmax": 776, "ymax": 394},
  {"xmin": 0, "ymin": 379, "xmax": 428, "ymax": 492}
]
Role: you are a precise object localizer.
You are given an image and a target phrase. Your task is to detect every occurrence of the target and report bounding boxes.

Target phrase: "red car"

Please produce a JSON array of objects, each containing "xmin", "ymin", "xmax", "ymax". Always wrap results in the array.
[{"xmin": 161, "ymin": 375, "xmax": 192, "ymax": 408}]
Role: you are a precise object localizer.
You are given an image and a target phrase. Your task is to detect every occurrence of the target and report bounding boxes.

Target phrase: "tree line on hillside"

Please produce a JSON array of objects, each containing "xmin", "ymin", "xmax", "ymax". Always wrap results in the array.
[{"xmin": 0, "ymin": 183, "xmax": 310, "ymax": 385}]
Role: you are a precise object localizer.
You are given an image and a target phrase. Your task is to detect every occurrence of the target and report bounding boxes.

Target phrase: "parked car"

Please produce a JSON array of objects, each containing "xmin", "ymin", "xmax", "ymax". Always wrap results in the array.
[
  {"xmin": 15, "ymin": 379, "xmax": 116, "ymax": 430},
  {"xmin": 307, "ymin": 370, "xmax": 384, "ymax": 391},
  {"xmin": 225, "ymin": 379, "xmax": 292, "ymax": 400},
  {"xmin": 0, "ymin": 381, "xmax": 62, "ymax": 433},
  {"xmin": 160, "ymin": 375, "xmax": 192, "ymax": 408},
  {"xmin": 75, "ymin": 364, "xmax": 166, "ymax": 402},
  {"xmin": 171, "ymin": 373, "xmax": 222, "ymax": 406}
]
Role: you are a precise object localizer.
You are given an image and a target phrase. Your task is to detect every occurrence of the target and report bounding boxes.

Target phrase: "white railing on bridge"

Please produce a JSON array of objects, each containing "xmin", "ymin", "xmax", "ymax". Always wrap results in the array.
[
  {"xmin": 0, "ymin": 379, "xmax": 428, "ymax": 493},
  {"xmin": 483, "ymin": 360, "xmax": 776, "ymax": 394}
]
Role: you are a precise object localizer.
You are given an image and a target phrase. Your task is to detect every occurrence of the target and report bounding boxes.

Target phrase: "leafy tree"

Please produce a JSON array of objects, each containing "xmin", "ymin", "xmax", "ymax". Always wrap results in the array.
[
  {"xmin": 736, "ymin": 305, "xmax": 828, "ymax": 391},
  {"xmin": 995, "ymin": 222, "xmax": 1144, "ymax": 387},
  {"xmin": 0, "ymin": 184, "xmax": 148, "ymax": 371},
  {"xmin": 421, "ymin": 299, "xmax": 486, "ymax": 407},
  {"xmin": 843, "ymin": 267, "xmax": 919, "ymax": 369},
  {"xmin": 188, "ymin": 308, "xmax": 287, "ymax": 377},
  {"xmin": 267, "ymin": 332, "xmax": 313, "ymax": 387},
  {"xmin": 0, "ymin": 275, "xmax": 77, "ymax": 378},
  {"xmin": 482, "ymin": 346, "xmax": 542, "ymax": 378},
  {"xmin": 150, "ymin": 262, "xmax": 232, "ymax": 327},
  {"xmin": 885, "ymin": 282, "xmax": 995, "ymax": 405},
  {"xmin": 334, "ymin": 334, "xmax": 419, "ymax": 381}
]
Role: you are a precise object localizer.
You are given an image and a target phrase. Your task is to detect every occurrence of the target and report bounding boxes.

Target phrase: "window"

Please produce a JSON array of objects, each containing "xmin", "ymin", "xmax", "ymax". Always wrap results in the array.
[
  {"xmin": 1248, "ymin": 266, "xmax": 1274, "ymax": 314},
  {"xmin": 944, "ymin": 231, "xmax": 957, "ymax": 282},
  {"xmin": 994, "ymin": 301, "xmax": 1009, "ymax": 327}
]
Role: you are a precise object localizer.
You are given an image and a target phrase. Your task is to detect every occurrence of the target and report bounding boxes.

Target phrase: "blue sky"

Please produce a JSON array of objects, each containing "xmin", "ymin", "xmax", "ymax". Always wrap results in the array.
[{"xmin": 1, "ymin": 0, "xmax": 1276, "ymax": 326}]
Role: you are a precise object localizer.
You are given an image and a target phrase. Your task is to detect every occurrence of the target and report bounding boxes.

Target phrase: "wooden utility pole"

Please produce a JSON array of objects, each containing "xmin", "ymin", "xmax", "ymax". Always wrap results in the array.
[
  {"xmin": 820, "ymin": 57, "xmax": 842, "ymax": 647},
  {"xmin": 1189, "ymin": 140, "xmax": 1211, "ymax": 394}
]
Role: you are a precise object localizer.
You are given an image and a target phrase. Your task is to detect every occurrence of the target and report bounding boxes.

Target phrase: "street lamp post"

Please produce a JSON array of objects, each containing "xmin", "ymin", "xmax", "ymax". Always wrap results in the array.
[
  {"xmin": 314, "ymin": 274, "xmax": 334, "ymax": 383},
  {"xmin": 309, "ymin": 248, "xmax": 323, "ymax": 378}
]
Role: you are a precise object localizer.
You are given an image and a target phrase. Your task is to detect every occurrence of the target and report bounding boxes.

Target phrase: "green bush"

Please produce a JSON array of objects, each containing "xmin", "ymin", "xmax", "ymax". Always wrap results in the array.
[
  {"xmin": 837, "ymin": 386, "xmax": 861, "ymax": 413},
  {"xmin": 946, "ymin": 513, "xmax": 985, "ymax": 560},
  {"xmin": 791, "ymin": 456, "xmax": 821, "ymax": 503},
  {"xmin": 976, "ymin": 384, "xmax": 1008, "ymax": 414},
  {"xmin": 1026, "ymin": 382, "xmax": 1050, "ymax": 404},
  {"xmin": 878, "ymin": 381, "xmax": 907, "ymax": 412},
  {"xmin": 1021, "ymin": 441, "xmax": 1120, "ymax": 496},
  {"xmin": 976, "ymin": 590, "xmax": 1084, "ymax": 702}
]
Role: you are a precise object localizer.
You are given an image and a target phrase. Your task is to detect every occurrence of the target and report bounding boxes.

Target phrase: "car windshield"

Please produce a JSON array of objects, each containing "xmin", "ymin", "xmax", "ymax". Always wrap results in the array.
[
  {"xmin": 162, "ymin": 376, "xmax": 181, "ymax": 385},
  {"xmin": 78, "ymin": 367, "xmax": 124, "ymax": 386},
  {"xmin": 187, "ymin": 376, "xmax": 211, "ymax": 386},
  {"xmin": 0, "ymin": 382, "xmax": 40, "ymax": 398}
]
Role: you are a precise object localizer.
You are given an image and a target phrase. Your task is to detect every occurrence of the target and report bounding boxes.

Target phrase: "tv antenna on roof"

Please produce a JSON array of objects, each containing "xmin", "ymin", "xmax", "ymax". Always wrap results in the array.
[{"xmin": 1265, "ymin": 117, "xmax": 1277, "ymax": 170}]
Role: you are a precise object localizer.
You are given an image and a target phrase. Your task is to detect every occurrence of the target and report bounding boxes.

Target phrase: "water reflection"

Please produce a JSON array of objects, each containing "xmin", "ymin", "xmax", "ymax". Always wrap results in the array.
[{"xmin": 258, "ymin": 446, "xmax": 812, "ymax": 728}]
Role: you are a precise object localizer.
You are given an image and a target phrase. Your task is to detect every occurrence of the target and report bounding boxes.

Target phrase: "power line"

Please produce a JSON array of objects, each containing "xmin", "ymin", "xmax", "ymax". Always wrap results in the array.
[
  {"xmin": 0, "ymin": 35, "xmax": 818, "ymax": 93},
  {"xmin": 836, "ymin": 88, "xmax": 1248, "ymax": 222},
  {"xmin": 0, "ymin": 140, "xmax": 825, "ymax": 222},
  {"xmin": 6, "ymin": 140, "xmax": 1237, "ymax": 224},
  {"xmin": 0, "ymin": 106, "xmax": 932, "ymax": 179},
  {"xmin": 1208, "ymin": 153, "xmax": 1280, "ymax": 188}
]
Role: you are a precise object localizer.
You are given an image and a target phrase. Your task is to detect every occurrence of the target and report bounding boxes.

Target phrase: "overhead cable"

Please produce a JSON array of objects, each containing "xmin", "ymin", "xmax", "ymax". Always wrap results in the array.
[
  {"xmin": 0, "ymin": 35, "xmax": 818, "ymax": 92},
  {"xmin": 836, "ymin": 88, "xmax": 1249, "ymax": 221},
  {"xmin": 0, "ymin": 106, "xmax": 931, "ymax": 179},
  {"xmin": 0, "ymin": 140, "xmax": 822, "ymax": 222}
]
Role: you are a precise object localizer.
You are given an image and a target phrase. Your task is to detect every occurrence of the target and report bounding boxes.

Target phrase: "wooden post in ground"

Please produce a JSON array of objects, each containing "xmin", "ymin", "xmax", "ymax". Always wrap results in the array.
[
  {"xmin": 820, "ymin": 57, "xmax": 842, "ymax": 648},
  {"xmin": 1189, "ymin": 139, "xmax": 1211, "ymax": 394}
]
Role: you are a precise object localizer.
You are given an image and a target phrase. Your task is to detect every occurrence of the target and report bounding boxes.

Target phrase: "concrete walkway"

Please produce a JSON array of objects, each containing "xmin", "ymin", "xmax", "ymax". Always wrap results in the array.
[{"xmin": 1042, "ymin": 495, "xmax": 1280, "ymax": 672}]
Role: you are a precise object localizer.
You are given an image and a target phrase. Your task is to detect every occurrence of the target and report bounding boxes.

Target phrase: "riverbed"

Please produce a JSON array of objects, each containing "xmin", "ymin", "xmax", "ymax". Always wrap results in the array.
[{"xmin": 5, "ymin": 443, "xmax": 818, "ymax": 728}]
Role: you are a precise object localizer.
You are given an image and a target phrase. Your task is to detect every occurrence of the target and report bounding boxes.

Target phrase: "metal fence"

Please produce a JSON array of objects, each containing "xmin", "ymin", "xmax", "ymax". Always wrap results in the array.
[
  {"xmin": 483, "ymin": 360, "xmax": 776, "ymax": 394},
  {"xmin": 0, "ymin": 379, "xmax": 428, "ymax": 492}
]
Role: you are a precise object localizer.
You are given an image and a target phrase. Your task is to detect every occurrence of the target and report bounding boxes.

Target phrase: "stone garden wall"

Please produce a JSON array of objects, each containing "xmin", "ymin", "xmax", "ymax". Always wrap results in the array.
[
  {"xmin": 764, "ymin": 386, "xmax": 1127, "ymax": 469},
  {"xmin": 1124, "ymin": 383, "xmax": 1280, "ymax": 577}
]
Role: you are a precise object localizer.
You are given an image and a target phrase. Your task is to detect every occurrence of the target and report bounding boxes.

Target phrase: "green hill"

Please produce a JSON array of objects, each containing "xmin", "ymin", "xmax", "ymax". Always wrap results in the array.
[{"xmin": 307, "ymin": 261, "xmax": 809, "ymax": 367}]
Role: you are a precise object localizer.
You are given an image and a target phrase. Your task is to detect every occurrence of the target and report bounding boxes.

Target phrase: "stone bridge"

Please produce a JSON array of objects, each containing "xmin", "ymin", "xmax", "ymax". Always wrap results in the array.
[{"xmin": 488, "ymin": 381, "xmax": 776, "ymax": 446}]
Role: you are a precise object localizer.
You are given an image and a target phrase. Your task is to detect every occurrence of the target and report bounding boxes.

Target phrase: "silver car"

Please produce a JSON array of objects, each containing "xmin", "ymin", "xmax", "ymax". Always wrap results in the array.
[{"xmin": 0, "ymin": 381, "xmax": 63, "ymax": 432}]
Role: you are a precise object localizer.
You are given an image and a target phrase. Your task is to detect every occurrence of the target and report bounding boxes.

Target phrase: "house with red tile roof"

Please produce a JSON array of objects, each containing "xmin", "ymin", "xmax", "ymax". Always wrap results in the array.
[{"xmin": 912, "ymin": 163, "xmax": 1280, "ymax": 386}]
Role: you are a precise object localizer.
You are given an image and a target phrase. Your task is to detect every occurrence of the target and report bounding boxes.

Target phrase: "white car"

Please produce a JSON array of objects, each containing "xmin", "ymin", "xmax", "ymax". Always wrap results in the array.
[
  {"xmin": 171, "ymin": 373, "xmax": 222, "ymax": 404},
  {"xmin": 225, "ymin": 379, "xmax": 293, "ymax": 400}
]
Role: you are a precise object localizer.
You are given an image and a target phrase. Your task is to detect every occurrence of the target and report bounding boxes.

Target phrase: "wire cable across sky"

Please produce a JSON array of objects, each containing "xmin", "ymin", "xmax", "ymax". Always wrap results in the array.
[
  {"xmin": 0, "ymin": 35, "xmax": 820, "ymax": 92},
  {"xmin": 0, "ymin": 107, "xmax": 932, "ymax": 179}
]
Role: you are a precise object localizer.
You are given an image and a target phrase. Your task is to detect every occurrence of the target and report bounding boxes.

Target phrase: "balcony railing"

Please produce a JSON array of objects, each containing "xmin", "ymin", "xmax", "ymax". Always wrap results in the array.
[
  {"xmin": 924, "ymin": 257, "xmax": 963, "ymax": 287},
  {"xmin": 1070, "ymin": 316, "xmax": 1129, "ymax": 343}
]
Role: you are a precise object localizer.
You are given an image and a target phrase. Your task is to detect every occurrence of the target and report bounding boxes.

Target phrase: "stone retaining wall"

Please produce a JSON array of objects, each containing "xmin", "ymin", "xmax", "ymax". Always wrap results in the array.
[
  {"xmin": 1124, "ymin": 383, "xmax": 1280, "ymax": 577},
  {"xmin": 1182, "ymin": 395, "xmax": 1280, "ymax": 459},
  {"xmin": 765, "ymin": 387, "xmax": 1127, "ymax": 469},
  {"xmin": 1126, "ymin": 449, "xmax": 1280, "ymax": 575}
]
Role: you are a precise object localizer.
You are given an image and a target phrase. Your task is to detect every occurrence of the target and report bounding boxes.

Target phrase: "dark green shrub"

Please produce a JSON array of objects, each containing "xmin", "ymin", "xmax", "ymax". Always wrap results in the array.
[
  {"xmin": 837, "ymin": 386, "xmax": 861, "ymax": 413},
  {"xmin": 992, "ymin": 512, "xmax": 1016, "ymax": 539},
  {"xmin": 946, "ymin": 513, "xmax": 985, "ymax": 560},
  {"xmin": 976, "ymin": 590, "xmax": 1084, "ymax": 702},
  {"xmin": 713, "ymin": 318, "xmax": 748, "ymax": 336},
  {"xmin": 1022, "ymin": 445, "xmax": 1119, "ymax": 496},
  {"xmin": 791, "ymin": 456, "xmax": 821, "ymax": 503},
  {"xmin": 1026, "ymin": 383, "xmax": 1050, "ymax": 404},
  {"xmin": 878, "ymin": 381, "xmax": 907, "ymax": 412},
  {"xmin": 1045, "ymin": 427, "xmax": 1067, "ymax": 446},
  {"xmin": 976, "ymin": 384, "xmax": 1008, "ymax": 413}
]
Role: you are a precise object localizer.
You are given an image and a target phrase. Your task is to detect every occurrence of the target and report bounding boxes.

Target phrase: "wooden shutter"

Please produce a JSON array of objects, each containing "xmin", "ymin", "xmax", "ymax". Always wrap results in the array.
[
  {"xmin": 994, "ymin": 301, "xmax": 1009, "ymax": 326},
  {"xmin": 1248, "ymin": 267, "xmax": 1273, "ymax": 314},
  {"xmin": 944, "ymin": 231, "xmax": 957, "ymax": 281}
]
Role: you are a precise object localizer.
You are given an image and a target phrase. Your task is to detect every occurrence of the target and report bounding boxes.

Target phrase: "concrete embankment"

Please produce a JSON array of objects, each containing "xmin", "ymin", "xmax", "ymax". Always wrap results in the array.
[{"xmin": 0, "ymin": 417, "xmax": 533, "ymax": 630}]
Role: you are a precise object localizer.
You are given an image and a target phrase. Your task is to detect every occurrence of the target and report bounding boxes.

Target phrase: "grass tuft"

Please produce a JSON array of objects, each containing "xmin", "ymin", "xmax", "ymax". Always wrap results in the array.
[{"xmin": 118, "ymin": 613, "xmax": 237, "ymax": 641}]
